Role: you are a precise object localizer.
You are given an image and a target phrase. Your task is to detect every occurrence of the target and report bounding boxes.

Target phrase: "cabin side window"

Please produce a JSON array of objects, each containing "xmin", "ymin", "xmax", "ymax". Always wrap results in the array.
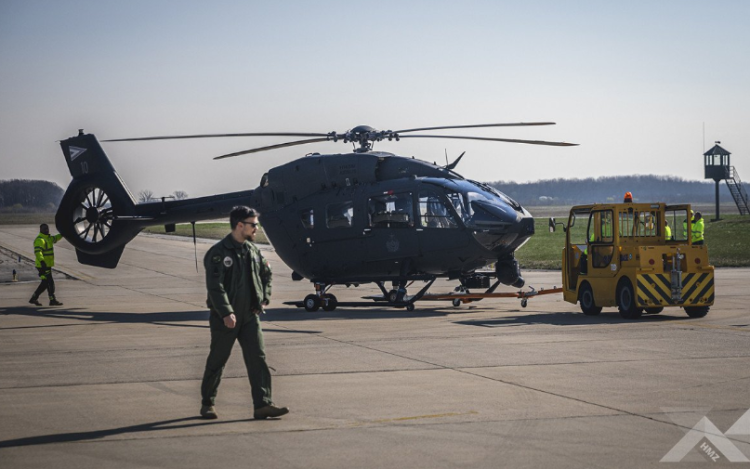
[
  {"xmin": 665, "ymin": 208, "xmax": 689, "ymax": 241},
  {"xmin": 326, "ymin": 201, "xmax": 353, "ymax": 229},
  {"xmin": 300, "ymin": 209, "xmax": 314, "ymax": 229},
  {"xmin": 419, "ymin": 194, "xmax": 457, "ymax": 229},
  {"xmin": 368, "ymin": 193, "xmax": 413, "ymax": 228}
]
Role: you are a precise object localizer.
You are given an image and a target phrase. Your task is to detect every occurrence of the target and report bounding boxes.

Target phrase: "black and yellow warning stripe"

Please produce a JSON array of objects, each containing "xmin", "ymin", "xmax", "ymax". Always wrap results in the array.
[{"xmin": 636, "ymin": 272, "xmax": 714, "ymax": 307}]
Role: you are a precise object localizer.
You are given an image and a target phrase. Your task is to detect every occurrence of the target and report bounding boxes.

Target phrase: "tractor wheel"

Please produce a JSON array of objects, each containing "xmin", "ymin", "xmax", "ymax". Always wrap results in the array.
[
  {"xmin": 617, "ymin": 278, "xmax": 642, "ymax": 319},
  {"xmin": 579, "ymin": 283, "xmax": 602, "ymax": 316},
  {"xmin": 684, "ymin": 306, "xmax": 709, "ymax": 318}
]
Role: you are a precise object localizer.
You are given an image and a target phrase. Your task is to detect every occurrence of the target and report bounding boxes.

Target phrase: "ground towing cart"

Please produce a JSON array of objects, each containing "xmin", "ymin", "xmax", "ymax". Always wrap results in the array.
[{"xmin": 551, "ymin": 202, "xmax": 714, "ymax": 319}]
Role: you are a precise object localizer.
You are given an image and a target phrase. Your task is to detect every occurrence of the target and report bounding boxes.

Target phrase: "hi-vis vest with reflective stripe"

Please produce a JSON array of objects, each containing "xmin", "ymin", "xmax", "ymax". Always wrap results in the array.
[
  {"xmin": 34, "ymin": 233, "xmax": 62, "ymax": 268},
  {"xmin": 692, "ymin": 218, "xmax": 705, "ymax": 243}
]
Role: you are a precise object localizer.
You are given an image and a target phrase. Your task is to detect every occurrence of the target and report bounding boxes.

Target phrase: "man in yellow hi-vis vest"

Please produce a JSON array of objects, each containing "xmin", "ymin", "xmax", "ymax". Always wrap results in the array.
[{"xmin": 29, "ymin": 223, "xmax": 64, "ymax": 306}]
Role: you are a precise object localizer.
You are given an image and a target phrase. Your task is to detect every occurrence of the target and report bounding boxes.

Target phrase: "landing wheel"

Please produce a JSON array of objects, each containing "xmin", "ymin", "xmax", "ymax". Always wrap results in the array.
[
  {"xmin": 322, "ymin": 294, "xmax": 338, "ymax": 312},
  {"xmin": 579, "ymin": 283, "xmax": 602, "ymax": 316},
  {"xmin": 617, "ymin": 279, "xmax": 641, "ymax": 320},
  {"xmin": 388, "ymin": 289, "xmax": 405, "ymax": 303},
  {"xmin": 303, "ymin": 294, "xmax": 320, "ymax": 312},
  {"xmin": 684, "ymin": 306, "xmax": 709, "ymax": 318}
]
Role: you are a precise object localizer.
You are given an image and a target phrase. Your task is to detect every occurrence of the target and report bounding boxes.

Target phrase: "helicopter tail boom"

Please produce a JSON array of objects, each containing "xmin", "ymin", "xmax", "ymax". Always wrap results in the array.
[{"xmin": 55, "ymin": 131, "xmax": 255, "ymax": 268}]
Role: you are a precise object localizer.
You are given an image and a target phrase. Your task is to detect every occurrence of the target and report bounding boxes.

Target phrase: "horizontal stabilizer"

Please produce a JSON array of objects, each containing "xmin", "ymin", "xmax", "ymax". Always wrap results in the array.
[{"xmin": 75, "ymin": 246, "xmax": 125, "ymax": 269}]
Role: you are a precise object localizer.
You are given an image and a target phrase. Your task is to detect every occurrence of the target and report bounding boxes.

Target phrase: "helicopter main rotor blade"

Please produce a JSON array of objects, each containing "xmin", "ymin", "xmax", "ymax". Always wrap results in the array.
[
  {"xmin": 213, "ymin": 137, "xmax": 331, "ymax": 160},
  {"xmin": 398, "ymin": 134, "xmax": 578, "ymax": 146},
  {"xmin": 103, "ymin": 132, "xmax": 329, "ymax": 142},
  {"xmin": 394, "ymin": 122, "xmax": 556, "ymax": 134}
]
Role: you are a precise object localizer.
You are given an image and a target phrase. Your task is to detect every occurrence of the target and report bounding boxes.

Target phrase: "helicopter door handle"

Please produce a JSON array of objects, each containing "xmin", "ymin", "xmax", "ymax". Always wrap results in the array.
[{"xmin": 363, "ymin": 228, "xmax": 372, "ymax": 235}]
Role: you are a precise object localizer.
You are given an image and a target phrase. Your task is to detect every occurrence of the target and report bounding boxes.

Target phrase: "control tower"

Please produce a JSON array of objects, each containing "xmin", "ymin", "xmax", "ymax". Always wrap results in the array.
[{"xmin": 704, "ymin": 142, "xmax": 749, "ymax": 219}]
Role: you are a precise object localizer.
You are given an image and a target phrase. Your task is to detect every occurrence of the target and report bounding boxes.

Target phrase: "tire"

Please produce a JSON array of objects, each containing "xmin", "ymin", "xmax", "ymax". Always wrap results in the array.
[
  {"xmin": 617, "ymin": 278, "xmax": 642, "ymax": 319},
  {"xmin": 645, "ymin": 307, "xmax": 664, "ymax": 314},
  {"xmin": 452, "ymin": 298, "xmax": 462, "ymax": 308},
  {"xmin": 303, "ymin": 294, "xmax": 320, "ymax": 312},
  {"xmin": 684, "ymin": 306, "xmax": 709, "ymax": 318},
  {"xmin": 520, "ymin": 298, "xmax": 528, "ymax": 308},
  {"xmin": 579, "ymin": 282, "xmax": 602, "ymax": 316},
  {"xmin": 406, "ymin": 304, "xmax": 415, "ymax": 312},
  {"xmin": 322, "ymin": 294, "xmax": 338, "ymax": 312},
  {"xmin": 388, "ymin": 289, "xmax": 406, "ymax": 303}
]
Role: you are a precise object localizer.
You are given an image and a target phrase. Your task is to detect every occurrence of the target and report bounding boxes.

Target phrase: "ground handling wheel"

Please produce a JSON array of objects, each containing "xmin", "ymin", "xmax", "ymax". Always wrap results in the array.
[{"xmin": 304, "ymin": 294, "xmax": 321, "ymax": 312}]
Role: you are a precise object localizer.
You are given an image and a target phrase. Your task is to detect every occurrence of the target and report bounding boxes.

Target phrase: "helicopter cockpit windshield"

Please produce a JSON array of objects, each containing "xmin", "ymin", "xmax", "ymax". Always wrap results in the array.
[{"xmin": 430, "ymin": 179, "xmax": 525, "ymax": 228}]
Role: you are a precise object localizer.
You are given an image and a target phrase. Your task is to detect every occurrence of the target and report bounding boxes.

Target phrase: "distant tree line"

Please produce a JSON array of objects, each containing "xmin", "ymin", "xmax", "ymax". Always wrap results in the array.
[
  {"xmin": 488, "ymin": 175, "xmax": 737, "ymax": 206},
  {"xmin": 0, "ymin": 180, "xmax": 191, "ymax": 211},
  {"xmin": 0, "ymin": 179, "xmax": 64, "ymax": 210},
  {"xmin": 138, "ymin": 190, "xmax": 189, "ymax": 203}
]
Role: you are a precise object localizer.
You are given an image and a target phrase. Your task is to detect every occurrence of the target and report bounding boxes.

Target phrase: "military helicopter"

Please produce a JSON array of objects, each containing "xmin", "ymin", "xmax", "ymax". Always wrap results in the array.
[{"xmin": 54, "ymin": 123, "xmax": 576, "ymax": 311}]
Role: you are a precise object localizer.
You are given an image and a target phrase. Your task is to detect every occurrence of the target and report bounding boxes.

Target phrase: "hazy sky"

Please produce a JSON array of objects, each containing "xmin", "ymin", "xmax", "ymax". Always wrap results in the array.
[{"xmin": 1, "ymin": 0, "xmax": 749, "ymax": 199}]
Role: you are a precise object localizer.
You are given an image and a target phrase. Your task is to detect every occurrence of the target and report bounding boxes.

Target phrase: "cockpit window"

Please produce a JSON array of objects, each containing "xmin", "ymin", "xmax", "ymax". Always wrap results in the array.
[
  {"xmin": 419, "ymin": 194, "xmax": 457, "ymax": 229},
  {"xmin": 445, "ymin": 192, "xmax": 470, "ymax": 223}
]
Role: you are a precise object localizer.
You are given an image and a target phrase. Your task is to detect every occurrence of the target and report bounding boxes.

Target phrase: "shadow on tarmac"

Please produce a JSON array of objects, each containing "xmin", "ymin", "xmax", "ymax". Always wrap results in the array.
[
  {"xmin": 0, "ymin": 416, "xmax": 257, "ymax": 448},
  {"xmin": 455, "ymin": 311, "xmax": 694, "ymax": 327},
  {"xmin": 0, "ymin": 307, "xmax": 211, "ymax": 329},
  {"xmin": 0, "ymin": 307, "xmax": 321, "ymax": 334},
  {"xmin": 265, "ymin": 306, "xmax": 461, "ymax": 321}
]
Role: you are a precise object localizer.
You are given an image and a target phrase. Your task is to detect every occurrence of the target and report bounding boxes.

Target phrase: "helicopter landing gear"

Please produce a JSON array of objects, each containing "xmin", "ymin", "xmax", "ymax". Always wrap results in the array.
[
  {"xmin": 303, "ymin": 294, "xmax": 321, "ymax": 312},
  {"xmin": 322, "ymin": 293, "xmax": 338, "ymax": 312},
  {"xmin": 303, "ymin": 283, "xmax": 337, "ymax": 312},
  {"xmin": 387, "ymin": 288, "xmax": 407, "ymax": 303}
]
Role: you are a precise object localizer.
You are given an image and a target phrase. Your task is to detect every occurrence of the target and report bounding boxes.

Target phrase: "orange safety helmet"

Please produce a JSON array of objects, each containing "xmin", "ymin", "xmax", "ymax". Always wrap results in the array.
[{"xmin": 623, "ymin": 191, "xmax": 633, "ymax": 203}]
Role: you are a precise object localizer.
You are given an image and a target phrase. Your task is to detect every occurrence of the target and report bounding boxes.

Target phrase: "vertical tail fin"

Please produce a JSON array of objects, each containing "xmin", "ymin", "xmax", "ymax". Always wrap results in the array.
[{"xmin": 55, "ymin": 131, "xmax": 140, "ymax": 267}]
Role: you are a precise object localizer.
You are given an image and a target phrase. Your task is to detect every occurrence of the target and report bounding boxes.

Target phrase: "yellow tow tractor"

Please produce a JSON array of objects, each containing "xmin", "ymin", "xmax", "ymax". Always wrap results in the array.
[{"xmin": 550, "ymin": 202, "xmax": 714, "ymax": 319}]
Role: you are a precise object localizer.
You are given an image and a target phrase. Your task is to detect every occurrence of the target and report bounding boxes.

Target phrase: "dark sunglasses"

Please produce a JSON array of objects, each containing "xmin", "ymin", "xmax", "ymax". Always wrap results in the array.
[{"xmin": 241, "ymin": 220, "xmax": 259, "ymax": 228}]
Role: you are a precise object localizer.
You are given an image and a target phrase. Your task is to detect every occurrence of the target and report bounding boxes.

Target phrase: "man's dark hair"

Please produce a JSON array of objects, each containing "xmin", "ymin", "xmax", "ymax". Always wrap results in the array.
[
  {"xmin": 230, "ymin": 206, "xmax": 259, "ymax": 229},
  {"xmin": 39, "ymin": 223, "xmax": 48, "ymax": 231}
]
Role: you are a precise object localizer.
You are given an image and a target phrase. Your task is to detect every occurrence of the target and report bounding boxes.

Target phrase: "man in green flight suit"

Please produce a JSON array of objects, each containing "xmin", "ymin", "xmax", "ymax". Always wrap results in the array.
[
  {"xmin": 29, "ymin": 223, "xmax": 64, "ymax": 306},
  {"xmin": 200, "ymin": 206, "xmax": 289, "ymax": 420}
]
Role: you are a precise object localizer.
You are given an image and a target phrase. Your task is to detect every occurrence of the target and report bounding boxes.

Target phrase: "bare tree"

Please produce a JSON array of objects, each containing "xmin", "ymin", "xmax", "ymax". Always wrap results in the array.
[
  {"xmin": 173, "ymin": 190, "xmax": 189, "ymax": 200},
  {"xmin": 138, "ymin": 190, "xmax": 155, "ymax": 203}
]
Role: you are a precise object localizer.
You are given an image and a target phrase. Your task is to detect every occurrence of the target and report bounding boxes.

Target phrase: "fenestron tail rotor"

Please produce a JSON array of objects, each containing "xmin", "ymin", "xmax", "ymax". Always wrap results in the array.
[
  {"xmin": 72, "ymin": 187, "xmax": 114, "ymax": 244},
  {"xmin": 102, "ymin": 121, "xmax": 578, "ymax": 159}
]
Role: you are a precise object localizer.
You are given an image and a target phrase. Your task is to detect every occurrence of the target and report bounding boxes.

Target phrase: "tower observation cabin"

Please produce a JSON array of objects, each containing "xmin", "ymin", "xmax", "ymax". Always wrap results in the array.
[{"xmin": 703, "ymin": 142, "xmax": 749, "ymax": 218}]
